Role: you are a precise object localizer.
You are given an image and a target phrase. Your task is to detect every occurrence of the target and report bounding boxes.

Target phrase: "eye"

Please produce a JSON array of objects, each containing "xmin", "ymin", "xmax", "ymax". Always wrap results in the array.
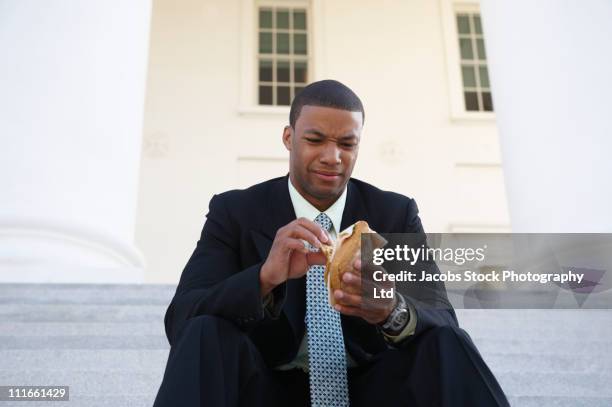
[
  {"xmin": 305, "ymin": 138, "xmax": 323, "ymax": 143},
  {"xmin": 340, "ymin": 142, "xmax": 357, "ymax": 148}
]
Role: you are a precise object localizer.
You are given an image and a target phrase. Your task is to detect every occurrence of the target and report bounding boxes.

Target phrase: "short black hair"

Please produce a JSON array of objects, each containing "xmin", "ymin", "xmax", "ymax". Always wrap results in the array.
[{"xmin": 289, "ymin": 79, "xmax": 365, "ymax": 128}]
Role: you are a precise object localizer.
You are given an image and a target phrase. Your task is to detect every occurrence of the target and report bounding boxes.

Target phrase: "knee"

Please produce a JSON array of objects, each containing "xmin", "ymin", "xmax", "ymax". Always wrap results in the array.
[
  {"xmin": 408, "ymin": 325, "xmax": 476, "ymax": 371},
  {"xmin": 177, "ymin": 315, "xmax": 245, "ymax": 344},
  {"xmin": 190, "ymin": 314, "xmax": 241, "ymax": 334},
  {"xmin": 422, "ymin": 324, "xmax": 470, "ymax": 347},
  {"xmin": 431, "ymin": 324, "xmax": 463, "ymax": 335},
  {"xmin": 189, "ymin": 314, "xmax": 236, "ymax": 328}
]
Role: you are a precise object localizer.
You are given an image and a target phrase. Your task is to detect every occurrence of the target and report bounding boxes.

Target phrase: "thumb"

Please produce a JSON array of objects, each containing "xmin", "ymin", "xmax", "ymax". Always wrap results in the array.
[{"xmin": 306, "ymin": 251, "xmax": 327, "ymax": 266}]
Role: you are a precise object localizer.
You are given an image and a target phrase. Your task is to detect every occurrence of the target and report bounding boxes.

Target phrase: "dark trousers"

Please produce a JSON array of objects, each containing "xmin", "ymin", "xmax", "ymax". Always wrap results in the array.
[{"xmin": 153, "ymin": 315, "xmax": 510, "ymax": 407}]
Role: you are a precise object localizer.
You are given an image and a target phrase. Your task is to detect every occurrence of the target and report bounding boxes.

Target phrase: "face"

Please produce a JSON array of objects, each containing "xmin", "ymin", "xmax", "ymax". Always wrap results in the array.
[{"xmin": 283, "ymin": 105, "xmax": 363, "ymax": 211}]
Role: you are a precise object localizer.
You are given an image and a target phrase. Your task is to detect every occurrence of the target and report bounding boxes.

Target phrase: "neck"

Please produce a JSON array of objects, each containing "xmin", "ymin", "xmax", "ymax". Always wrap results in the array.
[
  {"xmin": 310, "ymin": 198, "xmax": 333, "ymax": 212},
  {"xmin": 289, "ymin": 174, "xmax": 337, "ymax": 212}
]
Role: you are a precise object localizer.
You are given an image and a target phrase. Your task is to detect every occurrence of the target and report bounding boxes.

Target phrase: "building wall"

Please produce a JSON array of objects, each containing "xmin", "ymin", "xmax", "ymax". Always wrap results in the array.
[{"xmin": 136, "ymin": 0, "xmax": 509, "ymax": 283}]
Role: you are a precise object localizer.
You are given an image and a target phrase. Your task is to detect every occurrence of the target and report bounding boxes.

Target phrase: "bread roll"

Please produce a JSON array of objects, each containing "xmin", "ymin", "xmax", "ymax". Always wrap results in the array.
[{"xmin": 320, "ymin": 221, "xmax": 376, "ymax": 307}]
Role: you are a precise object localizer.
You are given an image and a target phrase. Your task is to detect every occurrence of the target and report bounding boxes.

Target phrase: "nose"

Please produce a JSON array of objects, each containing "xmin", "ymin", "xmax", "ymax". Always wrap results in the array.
[{"xmin": 320, "ymin": 142, "xmax": 341, "ymax": 165}]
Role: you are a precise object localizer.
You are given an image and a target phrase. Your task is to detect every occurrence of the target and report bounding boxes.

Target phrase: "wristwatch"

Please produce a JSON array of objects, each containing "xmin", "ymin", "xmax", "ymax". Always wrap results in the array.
[{"xmin": 379, "ymin": 292, "xmax": 410, "ymax": 335}]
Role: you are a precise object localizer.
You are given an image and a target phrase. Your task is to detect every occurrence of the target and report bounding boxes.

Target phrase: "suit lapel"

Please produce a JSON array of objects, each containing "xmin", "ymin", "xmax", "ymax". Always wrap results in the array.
[
  {"xmin": 259, "ymin": 174, "xmax": 296, "ymax": 241},
  {"xmin": 340, "ymin": 179, "xmax": 367, "ymax": 231}
]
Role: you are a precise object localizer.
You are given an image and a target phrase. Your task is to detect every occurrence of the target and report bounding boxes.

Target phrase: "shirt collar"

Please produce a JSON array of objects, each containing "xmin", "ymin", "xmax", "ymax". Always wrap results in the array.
[{"xmin": 287, "ymin": 176, "xmax": 347, "ymax": 234}]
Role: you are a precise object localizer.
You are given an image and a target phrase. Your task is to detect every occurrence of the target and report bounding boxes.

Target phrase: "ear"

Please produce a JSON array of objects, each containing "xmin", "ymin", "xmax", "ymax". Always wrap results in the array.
[{"xmin": 282, "ymin": 126, "xmax": 293, "ymax": 151}]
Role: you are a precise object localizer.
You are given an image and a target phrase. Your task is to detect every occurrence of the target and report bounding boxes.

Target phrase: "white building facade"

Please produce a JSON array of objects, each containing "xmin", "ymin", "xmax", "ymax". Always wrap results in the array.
[
  {"xmin": 2, "ymin": 0, "xmax": 515, "ymax": 284},
  {"xmin": 136, "ymin": 0, "xmax": 509, "ymax": 283}
]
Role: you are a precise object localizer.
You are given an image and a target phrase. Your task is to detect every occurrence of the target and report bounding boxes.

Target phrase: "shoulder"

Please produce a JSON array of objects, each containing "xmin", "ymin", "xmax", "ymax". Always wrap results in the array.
[
  {"xmin": 349, "ymin": 177, "xmax": 417, "ymax": 210},
  {"xmin": 213, "ymin": 176, "xmax": 282, "ymax": 204},
  {"xmin": 349, "ymin": 178, "xmax": 422, "ymax": 232},
  {"xmin": 207, "ymin": 176, "xmax": 284, "ymax": 220}
]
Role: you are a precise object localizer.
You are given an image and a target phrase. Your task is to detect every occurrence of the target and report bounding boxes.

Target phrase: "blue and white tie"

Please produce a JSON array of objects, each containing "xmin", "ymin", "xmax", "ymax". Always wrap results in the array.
[{"xmin": 305, "ymin": 212, "xmax": 350, "ymax": 407}]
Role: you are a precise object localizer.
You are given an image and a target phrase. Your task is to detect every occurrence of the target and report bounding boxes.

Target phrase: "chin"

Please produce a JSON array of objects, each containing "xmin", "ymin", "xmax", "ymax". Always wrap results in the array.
[{"xmin": 310, "ymin": 183, "xmax": 343, "ymax": 199}]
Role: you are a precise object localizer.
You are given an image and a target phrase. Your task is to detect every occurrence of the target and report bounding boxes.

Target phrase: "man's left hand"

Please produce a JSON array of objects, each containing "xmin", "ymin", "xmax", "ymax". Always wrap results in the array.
[{"xmin": 333, "ymin": 258, "xmax": 396, "ymax": 325}]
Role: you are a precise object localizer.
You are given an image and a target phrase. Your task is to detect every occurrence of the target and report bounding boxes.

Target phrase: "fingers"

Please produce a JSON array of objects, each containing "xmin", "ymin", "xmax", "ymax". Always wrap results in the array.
[
  {"xmin": 292, "ymin": 223, "xmax": 326, "ymax": 250},
  {"xmin": 264, "ymin": 217, "xmax": 333, "ymax": 287},
  {"xmin": 333, "ymin": 303, "xmax": 362, "ymax": 317},
  {"xmin": 334, "ymin": 299, "xmax": 390, "ymax": 324},
  {"xmin": 284, "ymin": 237, "xmax": 311, "ymax": 254},
  {"xmin": 332, "ymin": 257, "xmax": 398, "ymax": 325},
  {"xmin": 334, "ymin": 289, "xmax": 361, "ymax": 307},
  {"xmin": 336, "ymin": 272, "xmax": 394, "ymax": 313},
  {"xmin": 343, "ymin": 270, "xmax": 361, "ymax": 284},
  {"xmin": 278, "ymin": 218, "xmax": 330, "ymax": 251},
  {"xmin": 345, "ymin": 257, "xmax": 361, "ymax": 279},
  {"xmin": 294, "ymin": 217, "xmax": 331, "ymax": 245}
]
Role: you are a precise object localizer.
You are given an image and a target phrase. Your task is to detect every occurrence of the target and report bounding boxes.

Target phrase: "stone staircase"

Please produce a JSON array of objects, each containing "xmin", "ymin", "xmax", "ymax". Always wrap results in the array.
[{"xmin": 0, "ymin": 284, "xmax": 611, "ymax": 406}]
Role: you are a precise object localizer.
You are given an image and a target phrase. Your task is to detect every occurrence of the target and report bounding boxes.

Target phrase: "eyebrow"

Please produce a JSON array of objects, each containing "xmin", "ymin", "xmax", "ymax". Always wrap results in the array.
[
  {"xmin": 303, "ymin": 129, "xmax": 357, "ymax": 140},
  {"xmin": 303, "ymin": 129, "xmax": 326, "ymax": 138}
]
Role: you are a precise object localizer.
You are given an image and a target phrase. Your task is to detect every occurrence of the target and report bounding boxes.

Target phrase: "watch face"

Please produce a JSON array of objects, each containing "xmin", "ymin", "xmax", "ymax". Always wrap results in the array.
[{"xmin": 393, "ymin": 309, "xmax": 409, "ymax": 328}]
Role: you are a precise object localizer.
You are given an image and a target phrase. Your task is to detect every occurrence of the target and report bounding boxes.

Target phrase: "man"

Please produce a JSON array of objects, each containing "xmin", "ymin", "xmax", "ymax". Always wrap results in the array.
[{"xmin": 153, "ymin": 80, "xmax": 509, "ymax": 406}]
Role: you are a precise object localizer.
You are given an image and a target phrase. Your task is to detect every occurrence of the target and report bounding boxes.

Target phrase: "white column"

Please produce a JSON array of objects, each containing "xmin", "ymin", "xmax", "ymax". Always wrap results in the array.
[
  {"xmin": 479, "ymin": 0, "xmax": 612, "ymax": 232},
  {"xmin": 0, "ymin": 1, "xmax": 152, "ymax": 282}
]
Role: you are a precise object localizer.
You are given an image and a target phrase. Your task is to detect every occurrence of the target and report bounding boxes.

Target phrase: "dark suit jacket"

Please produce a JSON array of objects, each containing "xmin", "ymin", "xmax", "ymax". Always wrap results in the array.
[{"xmin": 164, "ymin": 175, "xmax": 457, "ymax": 367}]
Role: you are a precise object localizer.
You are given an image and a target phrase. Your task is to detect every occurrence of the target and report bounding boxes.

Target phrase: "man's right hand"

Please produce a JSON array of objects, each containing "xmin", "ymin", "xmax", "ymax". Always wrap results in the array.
[{"xmin": 260, "ymin": 217, "xmax": 330, "ymax": 297}]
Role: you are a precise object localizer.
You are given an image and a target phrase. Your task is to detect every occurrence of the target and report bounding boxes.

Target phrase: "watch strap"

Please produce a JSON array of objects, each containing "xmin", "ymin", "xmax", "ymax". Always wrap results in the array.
[{"xmin": 380, "ymin": 292, "xmax": 409, "ymax": 334}]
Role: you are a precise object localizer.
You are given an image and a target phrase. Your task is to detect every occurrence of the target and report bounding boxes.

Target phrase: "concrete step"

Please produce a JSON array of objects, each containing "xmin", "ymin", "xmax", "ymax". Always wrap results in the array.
[
  {"xmin": 472, "ymin": 338, "xmax": 612, "ymax": 356},
  {"xmin": 0, "ymin": 370, "xmax": 163, "ymax": 397},
  {"xmin": 0, "ymin": 349, "xmax": 169, "ymax": 371},
  {"xmin": 2, "ymin": 283, "xmax": 611, "ymax": 406},
  {"xmin": 2, "ymin": 369, "xmax": 610, "ymax": 399},
  {"xmin": 466, "ymin": 323, "xmax": 612, "ymax": 340},
  {"xmin": 0, "ymin": 304, "xmax": 167, "ymax": 322},
  {"xmin": 0, "ymin": 349, "xmax": 605, "ymax": 376},
  {"xmin": 478, "ymin": 352, "xmax": 611, "ymax": 374},
  {"xmin": 0, "ymin": 394, "xmax": 155, "ymax": 407},
  {"xmin": 0, "ymin": 322, "xmax": 165, "ymax": 336},
  {"xmin": 508, "ymin": 396, "xmax": 612, "ymax": 407},
  {"xmin": 0, "ymin": 283, "xmax": 175, "ymax": 305},
  {"xmin": 0, "ymin": 335, "xmax": 168, "ymax": 350},
  {"xmin": 3, "ymin": 394, "xmax": 610, "ymax": 407},
  {"xmin": 496, "ymin": 371, "xmax": 612, "ymax": 397},
  {"xmin": 457, "ymin": 309, "xmax": 612, "ymax": 332}
]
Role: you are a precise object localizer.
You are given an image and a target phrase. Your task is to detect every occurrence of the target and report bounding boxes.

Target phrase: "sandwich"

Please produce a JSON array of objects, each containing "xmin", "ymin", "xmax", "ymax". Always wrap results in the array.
[{"xmin": 320, "ymin": 221, "xmax": 386, "ymax": 306}]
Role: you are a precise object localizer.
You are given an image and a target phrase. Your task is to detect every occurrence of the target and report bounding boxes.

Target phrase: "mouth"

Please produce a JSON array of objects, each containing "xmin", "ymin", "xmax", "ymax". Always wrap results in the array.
[{"xmin": 312, "ymin": 170, "xmax": 342, "ymax": 182}]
